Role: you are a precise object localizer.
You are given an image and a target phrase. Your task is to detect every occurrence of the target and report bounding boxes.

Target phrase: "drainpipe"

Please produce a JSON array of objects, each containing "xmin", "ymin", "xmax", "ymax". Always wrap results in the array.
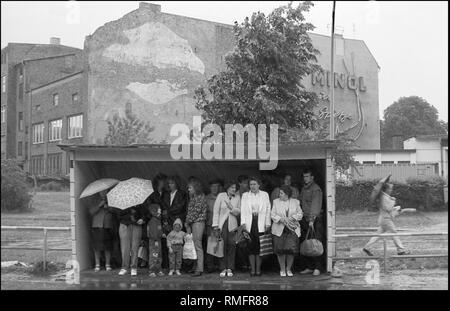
[{"xmin": 329, "ymin": 1, "xmax": 336, "ymax": 140}]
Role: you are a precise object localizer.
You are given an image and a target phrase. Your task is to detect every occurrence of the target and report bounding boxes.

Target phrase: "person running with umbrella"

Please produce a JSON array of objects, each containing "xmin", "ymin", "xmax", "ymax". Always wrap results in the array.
[{"xmin": 363, "ymin": 175, "xmax": 411, "ymax": 256}]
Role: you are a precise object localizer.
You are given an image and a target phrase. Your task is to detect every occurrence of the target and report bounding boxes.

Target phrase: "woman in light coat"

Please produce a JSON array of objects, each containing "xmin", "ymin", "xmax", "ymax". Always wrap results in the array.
[
  {"xmin": 212, "ymin": 181, "xmax": 241, "ymax": 277},
  {"xmin": 271, "ymin": 185, "xmax": 303, "ymax": 277},
  {"xmin": 240, "ymin": 176, "xmax": 271, "ymax": 276}
]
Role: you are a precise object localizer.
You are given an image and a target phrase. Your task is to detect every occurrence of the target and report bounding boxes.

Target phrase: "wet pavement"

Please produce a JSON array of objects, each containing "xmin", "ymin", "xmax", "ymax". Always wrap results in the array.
[{"xmin": 2, "ymin": 268, "xmax": 447, "ymax": 290}]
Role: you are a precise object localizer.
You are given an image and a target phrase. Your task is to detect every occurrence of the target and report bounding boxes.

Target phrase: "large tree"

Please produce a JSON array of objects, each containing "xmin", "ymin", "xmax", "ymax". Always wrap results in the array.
[
  {"xmin": 381, "ymin": 96, "xmax": 448, "ymax": 149},
  {"xmin": 195, "ymin": 1, "xmax": 321, "ymax": 140},
  {"xmin": 104, "ymin": 107, "xmax": 155, "ymax": 145}
]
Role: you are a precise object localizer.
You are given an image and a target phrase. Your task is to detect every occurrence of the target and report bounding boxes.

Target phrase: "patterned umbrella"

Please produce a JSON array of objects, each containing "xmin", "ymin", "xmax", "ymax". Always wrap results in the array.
[
  {"xmin": 80, "ymin": 178, "xmax": 120, "ymax": 199},
  {"xmin": 107, "ymin": 177, "xmax": 153, "ymax": 210}
]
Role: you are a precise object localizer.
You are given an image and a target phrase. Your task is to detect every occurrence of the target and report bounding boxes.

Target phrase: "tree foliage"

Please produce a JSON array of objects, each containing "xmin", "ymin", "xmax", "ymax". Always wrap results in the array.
[
  {"xmin": 1, "ymin": 159, "xmax": 32, "ymax": 212},
  {"xmin": 381, "ymin": 96, "xmax": 447, "ymax": 149},
  {"xmin": 104, "ymin": 108, "xmax": 155, "ymax": 145},
  {"xmin": 195, "ymin": 1, "xmax": 321, "ymax": 136}
]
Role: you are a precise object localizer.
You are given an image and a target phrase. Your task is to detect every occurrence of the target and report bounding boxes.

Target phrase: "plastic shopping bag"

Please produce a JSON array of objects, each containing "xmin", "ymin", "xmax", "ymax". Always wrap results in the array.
[{"xmin": 182, "ymin": 233, "xmax": 197, "ymax": 260}]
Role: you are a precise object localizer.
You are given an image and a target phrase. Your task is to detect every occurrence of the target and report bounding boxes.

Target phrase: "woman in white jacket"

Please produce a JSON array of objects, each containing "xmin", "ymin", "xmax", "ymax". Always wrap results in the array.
[
  {"xmin": 212, "ymin": 181, "xmax": 241, "ymax": 277},
  {"xmin": 240, "ymin": 177, "xmax": 271, "ymax": 276},
  {"xmin": 271, "ymin": 185, "xmax": 303, "ymax": 277}
]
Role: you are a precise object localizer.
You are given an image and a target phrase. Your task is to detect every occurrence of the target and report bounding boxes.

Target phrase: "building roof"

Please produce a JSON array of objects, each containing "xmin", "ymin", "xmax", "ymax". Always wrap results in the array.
[{"xmin": 58, "ymin": 141, "xmax": 339, "ymax": 162}]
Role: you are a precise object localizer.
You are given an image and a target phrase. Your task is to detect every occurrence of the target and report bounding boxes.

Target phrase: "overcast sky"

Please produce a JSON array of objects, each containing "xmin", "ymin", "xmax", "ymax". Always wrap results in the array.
[{"xmin": 1, "ymin": 1, "xmax": 448, "ymax": 121}]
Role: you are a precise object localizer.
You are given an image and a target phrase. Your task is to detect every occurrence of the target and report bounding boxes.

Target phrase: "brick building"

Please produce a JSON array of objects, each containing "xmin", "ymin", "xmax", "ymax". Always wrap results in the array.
[{"xmin": 1, "ymin": 38, "xmax": 84, "ymax": 177}]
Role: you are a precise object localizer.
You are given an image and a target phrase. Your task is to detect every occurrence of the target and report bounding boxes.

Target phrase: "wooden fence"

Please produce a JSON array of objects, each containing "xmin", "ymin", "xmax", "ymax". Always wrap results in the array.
[{"xmin": 351, "ymin": 163, "xmax": 438, "ymax": 182}]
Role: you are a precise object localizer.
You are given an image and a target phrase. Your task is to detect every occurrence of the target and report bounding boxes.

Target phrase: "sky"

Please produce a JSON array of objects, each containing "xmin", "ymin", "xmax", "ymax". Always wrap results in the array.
[{"xmin": 1, "ymin": 1, "xmax": 448, "ymax": 121}]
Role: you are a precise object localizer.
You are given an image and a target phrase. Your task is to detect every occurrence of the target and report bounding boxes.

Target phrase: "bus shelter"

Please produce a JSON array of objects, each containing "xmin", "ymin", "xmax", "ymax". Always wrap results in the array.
[{"xmin": 58, "ymin": 142, "xmax": 338, "ymax": 276}]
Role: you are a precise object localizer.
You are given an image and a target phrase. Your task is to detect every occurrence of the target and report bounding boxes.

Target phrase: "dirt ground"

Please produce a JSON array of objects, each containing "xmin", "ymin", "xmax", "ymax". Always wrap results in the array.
[{"xmin": 1, "ymin": 192, "xmax": 448, "ymax": 290}]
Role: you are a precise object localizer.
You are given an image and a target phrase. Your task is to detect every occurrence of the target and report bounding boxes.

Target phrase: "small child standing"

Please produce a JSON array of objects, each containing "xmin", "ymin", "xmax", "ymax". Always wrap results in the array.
[
  {"xmin": 166, "ymin": 218, "xmax": 186, "ymax": 276},
  {"xmin": 147, "ymin": 203, "xmax": 164, "ymax": 277}
]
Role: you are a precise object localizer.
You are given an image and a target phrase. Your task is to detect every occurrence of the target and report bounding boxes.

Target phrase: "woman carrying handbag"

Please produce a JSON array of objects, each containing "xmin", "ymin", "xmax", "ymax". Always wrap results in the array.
[
  {"xmin": 240, "ymin": 177, "xmax": 271, "ymax": 277},
  {"xmin": 211, "ymin": 181, "xmax": 241, "ymax": 277},
  {"xmin": 271, "ymin": 185, "xmax": 303, "ymax": 277}
]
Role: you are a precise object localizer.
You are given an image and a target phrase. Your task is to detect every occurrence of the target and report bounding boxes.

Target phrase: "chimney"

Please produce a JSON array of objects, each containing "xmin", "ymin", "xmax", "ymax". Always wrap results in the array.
[
  {"xmin": 139, "ymin": 2, "xmax": 161, "ymax": 13},
  {"xmin": 50, "ymin": 37, "xmax": 61, "ymax": 45},
  {"xmin": 392, "ymin": 135, "xmax": 404, "ymax": 149}
]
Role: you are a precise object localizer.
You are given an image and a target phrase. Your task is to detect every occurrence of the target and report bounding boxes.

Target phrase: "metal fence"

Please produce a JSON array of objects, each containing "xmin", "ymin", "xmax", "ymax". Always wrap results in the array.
[
  {"xmin": 1, "ymin": 226, "xmax": 71, "ymax": 271},
  {"xmin": 332, "ymin": 231, "xmax": 448, "ymax": 273},
  {"xmin": 351, "ymin": 163, "xmax": 438, "ymax": 183}
]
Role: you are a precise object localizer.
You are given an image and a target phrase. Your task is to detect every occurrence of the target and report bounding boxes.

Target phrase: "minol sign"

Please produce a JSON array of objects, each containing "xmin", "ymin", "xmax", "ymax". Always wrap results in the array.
[{"xmin": 311, "ymin": 70, "xmax": 367, "ymax": 92}]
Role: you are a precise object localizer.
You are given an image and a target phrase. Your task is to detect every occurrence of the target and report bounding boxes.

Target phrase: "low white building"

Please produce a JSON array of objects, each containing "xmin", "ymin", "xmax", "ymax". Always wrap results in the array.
[{"xmin": 351, "ymin": 135, "xmax": 448, "ymax": 180}]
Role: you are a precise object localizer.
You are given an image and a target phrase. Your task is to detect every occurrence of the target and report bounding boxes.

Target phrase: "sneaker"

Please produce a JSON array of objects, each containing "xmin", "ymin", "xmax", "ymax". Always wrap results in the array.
[
  {"xmin": 363, "ymin": 248, "xmax": 374, "ymax": 257},
  {"xmin": 300, "ymin": 268, "xmax": 313, "ymax": 274},
  {"xmin": 397, "ymin": 250, "xmax": 411, "ymax": 255},
  {"xmin": 118, "ymin": 269, "xmax": 127, "ymax": 276},
  {"xmin": 131, "ymin": 269, "xmax": 137, "ymax": 276},
  {"xmin": 287, "ymin": 270, "xmax": 294, "ymax": 277},
  {"xmin": 168, "ymin": 270, "xmax": 174, "ymax": 276},
  {"xmin": 219, "ymin": 269, "xmax": 227, "ymax": 277},
  {"xmin": 105, "ymin": 265, "xmax": 112, "ymax": 272},
  {"xmin": 226, "ymin": 269, "xmax": 233, "ymax": 277},
  {"xmin": 313, "ymin": 269, "xmax": 321, "ymax": 276},
  {"xmin": 175, "ymin": 270, "xmax": 181, "ymax": 276},
  {"xmin": 157, "ymin": 271, "xmax": 165, "ymax": 276},
  {"xmin": 94, "ymin": 266, "xmax": 100, "ymax": 272},
  {"xmin": 149, "ymin": 272, "xmax": 156, "ymax": 277},
  {"xmin": 280, "ymin": 271, "xmax": 287, "ymax": 277}
]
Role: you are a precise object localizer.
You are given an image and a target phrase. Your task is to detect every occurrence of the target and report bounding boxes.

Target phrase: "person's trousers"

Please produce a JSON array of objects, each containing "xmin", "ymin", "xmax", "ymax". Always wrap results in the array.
[
  {"xmin": 299, "ymin": 217, "xmax": 324, "ymax": 271},
  {"xmin": 219, "ymin": 220, "xmax": 236, "ymax": 270},
  {"xmin": 191, "ymin": 221, "xmax": 205, "ymax": 273},
  {"xmin": 204, "ymin": 225, "xmax": 218, "ymax": 271},
  {"xmin": 148, "ymin": 239, "xmax": 162, "ymax": 272},
  {"xmin": 169, "ymin": 244, "xmax": 183, "ymax": 271},
  {"xmin": 364, "ymin": 218, "xmax": 405, "ymax": 252},
  {"xmin": 119, "ymin": 223, "xmax": 142, "ymax": 270}
]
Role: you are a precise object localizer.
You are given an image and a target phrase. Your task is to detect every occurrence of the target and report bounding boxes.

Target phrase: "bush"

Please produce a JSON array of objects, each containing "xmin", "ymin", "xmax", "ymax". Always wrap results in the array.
[
  {"xmin": 336, "ymin": 176, "xmax": 446, "ymax": 211},
  {"xmin": 1, "ymin": 159, "xmax": 32, "ymax": 212},
  {"xmin": 39, "ymin": 181, "xmax": 63, "ymax": 191}
]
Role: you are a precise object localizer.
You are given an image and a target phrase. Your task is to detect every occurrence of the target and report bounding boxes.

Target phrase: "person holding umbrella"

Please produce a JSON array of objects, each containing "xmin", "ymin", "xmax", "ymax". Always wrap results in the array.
[
  {"xmin": 88, "ymin": 190, "xmax": 116, "ymax": 272},
  {"xmin": 80, "ymin": 178, "xmax": 120, "ymax": 272},
  {"xmin": 363, "ymin": 175, "xmax": 411, "ymax": 256},
  {"xmin": 106, "ymin": 178, "xmax": 154, "ymax": 276}
]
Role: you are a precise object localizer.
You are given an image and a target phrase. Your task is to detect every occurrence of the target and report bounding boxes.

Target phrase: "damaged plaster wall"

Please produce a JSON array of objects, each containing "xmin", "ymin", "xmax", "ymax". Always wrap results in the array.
[{"xmin": 84, "ymin": 2, "xmax": 234, "ymax": 144}]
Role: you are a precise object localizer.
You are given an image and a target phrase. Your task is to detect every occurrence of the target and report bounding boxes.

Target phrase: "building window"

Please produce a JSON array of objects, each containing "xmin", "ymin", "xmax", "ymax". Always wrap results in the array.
[
  {"xmin": 24, "ymin": 142, "xmax": 28, "ymax": 159},
  {"xmin": 18, "ymin": 66, "xmax": 23, "ymax": 83},
  {"xmin": 52, "ymin": 93, "xmax": 59, "ymax": 106},
  {"xmin": 1, "ymin": 105, "xmax": 5, "ymax": 123},
  {"xmin": 381, "ymin": 161, "xmax": 394, "ymax": 164},
  {"xmin": 18, "ymin": 112, "xmax": 24, "ymax": 131},
  {"xmin": 2, "ymin": 76, "xmax": 6, "ymax": 93},
  {"xmin": 30, "ymin": 155, "xmax": 44, "ymax": 176},
  {"xmin": 18, "ymin": 83, "xmax": 23, "ymax": 102},
  {"xmin": 72, "ymin": 93, "xmax": 79, "ymax": 104},
  {"xmin": 363, "ymin": 161, "xmax": 376, "ymax": 164},
  {"xmin": 32, "ymin": 123, "xmax": 44, "ymax": 144},
  {"xmin": 49, "ymin": 119, "xmax": 62, "ymax": 142},
  {"xmin": 68, "ymin": 114, "xmax": 83, "ymax": 138},
  {"xmin": 18, "ymin": 141, "xmax": 22, "ymax": 156},
  {"xmin": 47, "ymin": 153, "xmax": 62, "ymax": 176},
  {"xmin": 25, "ymin": 126, "xmax": 29, "ymax": 135},
  {"xmin": 398, "ymin": 161, "xmax": 410, "ymax": 164}
]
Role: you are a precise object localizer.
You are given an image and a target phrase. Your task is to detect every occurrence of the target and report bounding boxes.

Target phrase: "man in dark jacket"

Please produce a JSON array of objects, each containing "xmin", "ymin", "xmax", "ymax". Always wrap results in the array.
[{"xmin": 299, "ymin": 169, "xmax": 324, "ymax": 276}]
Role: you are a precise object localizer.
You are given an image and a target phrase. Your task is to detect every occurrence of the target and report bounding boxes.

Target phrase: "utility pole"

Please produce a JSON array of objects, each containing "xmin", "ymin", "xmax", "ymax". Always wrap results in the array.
[{"xmin": 330, "ymin": 1, "xmax": 336, "ymax": 140}]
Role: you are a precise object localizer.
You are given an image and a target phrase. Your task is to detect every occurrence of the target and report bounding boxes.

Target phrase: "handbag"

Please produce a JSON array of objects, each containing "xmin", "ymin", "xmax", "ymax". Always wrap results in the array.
[
  {"xmin": 206, "ymin": 235, "xmax": 224, "ymax": 258},
  {"xmin": 182, "ymin": 234, "xmax": 197, "ymax": 260},
  {"xmin": 300, "ymin": 227, "xmax": 323, "ymax": 257},
  {"xmin": 259, "ymin": 234, "xmax": 273, "ymax": 256},
  {"xmin": 233, "ymin": 225, "xmax": 251, "ymax": 248}
]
